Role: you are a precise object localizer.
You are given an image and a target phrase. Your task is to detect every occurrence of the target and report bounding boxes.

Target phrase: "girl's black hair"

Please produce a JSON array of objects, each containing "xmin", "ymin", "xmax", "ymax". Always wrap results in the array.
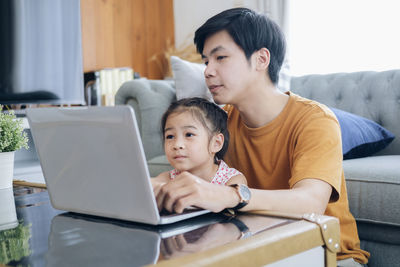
[{"xmin": 161, "ymin": 97, "xmax": 229, "ymax": 163}]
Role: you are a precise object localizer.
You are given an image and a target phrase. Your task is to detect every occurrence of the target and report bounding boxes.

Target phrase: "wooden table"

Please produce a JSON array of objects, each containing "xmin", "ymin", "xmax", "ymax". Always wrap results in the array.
[{"xmin": 153, "ymin": 211, "xmax": 339, "ymax": 267}]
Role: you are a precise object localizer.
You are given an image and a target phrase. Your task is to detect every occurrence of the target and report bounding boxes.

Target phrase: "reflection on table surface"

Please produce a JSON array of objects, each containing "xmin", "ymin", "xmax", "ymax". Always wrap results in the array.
[
  {"xmin": 158, "ymin": 213, "xmax": 291, "ymax": 262},
  {"xmin": 0, "ymin": 187, "xmax": 19, "ymax": 231},
  {"xmin": 0, "ymin": 187, "xmax": 293, "ymax": 267}
]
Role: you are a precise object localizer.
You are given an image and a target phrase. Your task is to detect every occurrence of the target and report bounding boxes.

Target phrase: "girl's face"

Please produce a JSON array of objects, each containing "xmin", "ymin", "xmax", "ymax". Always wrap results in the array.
[{"xmin": 163, "ymin": 111, "xmax": 222, "ymax": 177}]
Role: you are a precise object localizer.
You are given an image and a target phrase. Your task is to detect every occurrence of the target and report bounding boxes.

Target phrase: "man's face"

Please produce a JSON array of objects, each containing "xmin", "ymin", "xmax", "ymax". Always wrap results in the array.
[{"xmin": 202, "ymin": 30, "xmax": 257, "ymax": 105}]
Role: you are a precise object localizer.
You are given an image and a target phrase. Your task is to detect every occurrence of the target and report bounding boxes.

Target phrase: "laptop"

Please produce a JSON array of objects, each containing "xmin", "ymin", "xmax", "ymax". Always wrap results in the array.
[{"xmin": 26, "ymin": 106, "xmax": 210, "ymax": 225}]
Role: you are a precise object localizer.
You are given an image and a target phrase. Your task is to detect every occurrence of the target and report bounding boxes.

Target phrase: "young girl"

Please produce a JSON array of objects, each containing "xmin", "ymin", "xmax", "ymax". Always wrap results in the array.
[{"xmin": 152, "ymin": 97, "xmax": 247, "ymax": 198}]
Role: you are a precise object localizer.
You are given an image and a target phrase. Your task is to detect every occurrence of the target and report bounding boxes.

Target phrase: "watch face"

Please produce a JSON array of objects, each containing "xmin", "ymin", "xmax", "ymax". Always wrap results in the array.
[{"xmin": 239, "ymin": 184, "xmax": 251, "ymax": 201}]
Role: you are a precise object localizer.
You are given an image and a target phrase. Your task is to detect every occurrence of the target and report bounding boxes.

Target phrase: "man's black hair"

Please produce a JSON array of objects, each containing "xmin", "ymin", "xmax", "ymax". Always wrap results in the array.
[
  {"xmin": 161, "ymin": 97, "xmax": 229, "ymax": 163},
  {"xmin": 194, "ymin": 7, "xmax": 286, "ymax": 84}
]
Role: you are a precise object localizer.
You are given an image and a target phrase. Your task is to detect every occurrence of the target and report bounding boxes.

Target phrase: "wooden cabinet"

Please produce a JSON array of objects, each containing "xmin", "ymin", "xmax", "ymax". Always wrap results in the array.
[{"xmin": 80, "ymin": 0, "xmax": 174, "ymax": 79}]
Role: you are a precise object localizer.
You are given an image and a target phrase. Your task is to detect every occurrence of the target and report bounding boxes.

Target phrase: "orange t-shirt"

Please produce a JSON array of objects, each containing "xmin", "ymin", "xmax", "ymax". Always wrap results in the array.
[{"xmin": 224, "ymin": 92, "xmax": 369, "ymax": 263}]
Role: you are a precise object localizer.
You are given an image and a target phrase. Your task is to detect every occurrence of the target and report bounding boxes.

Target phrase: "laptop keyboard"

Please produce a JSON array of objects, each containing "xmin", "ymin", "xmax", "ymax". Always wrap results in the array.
[{"xmin": 160, "ymin": 207, "xmax": 202, "ymax": 217}]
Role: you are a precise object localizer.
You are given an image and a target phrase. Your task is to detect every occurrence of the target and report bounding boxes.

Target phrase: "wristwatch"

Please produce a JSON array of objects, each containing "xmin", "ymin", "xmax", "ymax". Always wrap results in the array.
[{"xmin": 229, "ymin": 184, "xmax": 251, "ymax": 211}]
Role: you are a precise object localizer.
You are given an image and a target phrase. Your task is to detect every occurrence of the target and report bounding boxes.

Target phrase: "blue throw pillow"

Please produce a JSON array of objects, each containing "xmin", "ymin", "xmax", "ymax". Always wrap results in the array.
[{"xmin": 330, "ymin": 108, "xmax": 395, "ymax": 160}]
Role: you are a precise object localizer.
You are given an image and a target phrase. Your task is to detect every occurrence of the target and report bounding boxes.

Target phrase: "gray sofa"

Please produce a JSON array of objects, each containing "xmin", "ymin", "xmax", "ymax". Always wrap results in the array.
[{"xmin": 115, "ymin": 70, "xmax": 400, "ymax": 267}]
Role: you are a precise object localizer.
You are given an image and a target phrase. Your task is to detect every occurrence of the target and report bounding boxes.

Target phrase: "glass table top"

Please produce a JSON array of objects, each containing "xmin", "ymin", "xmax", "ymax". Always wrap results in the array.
[{"xmin": 0, "ymin": 186, "xmax": 293, "ymax": 267}]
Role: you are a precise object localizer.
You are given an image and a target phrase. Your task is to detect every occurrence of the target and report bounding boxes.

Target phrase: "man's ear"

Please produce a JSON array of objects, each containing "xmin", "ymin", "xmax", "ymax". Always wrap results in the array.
[
  {"xmin": 255, "ymin": 48, "xmax": 270, "ymax": 71},
  {"xmin": 210, "ymin": 133, "xmax": 224, "ymax": 153}
]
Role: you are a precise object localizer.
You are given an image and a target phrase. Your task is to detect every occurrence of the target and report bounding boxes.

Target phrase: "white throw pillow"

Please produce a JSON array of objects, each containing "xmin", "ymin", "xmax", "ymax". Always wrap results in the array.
[
  {"xmin": 170, "ymin": 56, "xmax": 214, "ymax": 102},
  {"xmin": 170, "ymin": 55, "xmax": 291, "ymax": 102}
]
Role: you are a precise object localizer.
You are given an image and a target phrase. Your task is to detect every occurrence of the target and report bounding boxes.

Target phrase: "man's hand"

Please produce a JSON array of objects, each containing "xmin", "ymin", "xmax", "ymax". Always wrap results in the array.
[{"xmin": 155, "ymin": 171, "xmax": 239, "ymax": 213}]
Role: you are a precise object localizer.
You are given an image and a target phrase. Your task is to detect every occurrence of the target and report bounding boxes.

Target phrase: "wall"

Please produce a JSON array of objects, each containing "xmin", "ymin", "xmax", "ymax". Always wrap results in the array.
[
  {"xmin": 80, "ymin": 0, "xmax": 174, "ymax": 79},
  {"xmin": 173, "ymin": 0, "xmax": 259, "ymax": 49}
]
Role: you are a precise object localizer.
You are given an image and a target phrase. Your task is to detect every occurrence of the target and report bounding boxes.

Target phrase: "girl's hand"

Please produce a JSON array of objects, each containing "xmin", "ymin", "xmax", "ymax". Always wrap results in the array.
[
  {"xmin": 150, "ymin": 172, "xmax": 170, "ymax": 211},
  {"xmin": 152, "ymin": 180, "xmax": 166, "ymax": 207},
  {"xmin": 155, "ymin": 171, "xmax": 239, "ymax": 213}
]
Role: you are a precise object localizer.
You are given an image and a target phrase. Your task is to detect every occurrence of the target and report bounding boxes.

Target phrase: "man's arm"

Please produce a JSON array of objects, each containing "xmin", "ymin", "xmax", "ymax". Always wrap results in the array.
[
  {"xmin": 242, "ymin": 178, "xmax": 332, "ymax": 214},
  {"xmin": 156, "ymin": 172, "xmax": 332, "ymax": 215}
]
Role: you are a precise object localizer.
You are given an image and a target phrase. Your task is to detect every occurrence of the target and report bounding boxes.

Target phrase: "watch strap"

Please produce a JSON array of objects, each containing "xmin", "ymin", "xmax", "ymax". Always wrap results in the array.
[
  {"xmin": 229, "ymin": 184, "xmax": 250, "ymax": 211},
  {"xmin": 232, "ymin": 201, "xmax": 248, "ymax": 211},
  {"xmin": 222, "ymin": 217, "xmax": 251, "ymax": 239}
]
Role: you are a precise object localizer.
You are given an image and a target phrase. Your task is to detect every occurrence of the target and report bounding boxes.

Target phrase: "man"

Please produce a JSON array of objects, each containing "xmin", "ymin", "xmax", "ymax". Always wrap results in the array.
[{"xmin": 156, "ymin": 8, "xmax": 369, "ymax": 266}]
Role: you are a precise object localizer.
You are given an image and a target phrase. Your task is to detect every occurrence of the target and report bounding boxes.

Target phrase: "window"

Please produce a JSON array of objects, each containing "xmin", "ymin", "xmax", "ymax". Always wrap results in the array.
[{"xmin": 288, "ymin": 0, "xmax": 400, "ymax": 76}]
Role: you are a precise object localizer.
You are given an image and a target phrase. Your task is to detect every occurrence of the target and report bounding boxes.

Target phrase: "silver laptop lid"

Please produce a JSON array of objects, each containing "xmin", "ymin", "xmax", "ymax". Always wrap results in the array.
[{"xmin": 26, "ymin": 106, "xmax": 161, "ymax": 224}]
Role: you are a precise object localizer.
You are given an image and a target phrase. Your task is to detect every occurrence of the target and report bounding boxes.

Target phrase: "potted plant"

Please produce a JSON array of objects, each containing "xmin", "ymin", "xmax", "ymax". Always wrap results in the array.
[
  {"xmin": 0, "ymin": 220, "xmax": 31, "ymax": 264},
  {"xmin": 0, "ymin": 105, "xmax": 29, "ymax": 189}
]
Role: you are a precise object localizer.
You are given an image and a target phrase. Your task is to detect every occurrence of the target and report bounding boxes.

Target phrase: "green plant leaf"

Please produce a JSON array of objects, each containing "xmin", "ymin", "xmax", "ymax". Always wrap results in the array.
[{"xmin": 0, "ymin": 105, "xmax": 29, "ymax": 153}]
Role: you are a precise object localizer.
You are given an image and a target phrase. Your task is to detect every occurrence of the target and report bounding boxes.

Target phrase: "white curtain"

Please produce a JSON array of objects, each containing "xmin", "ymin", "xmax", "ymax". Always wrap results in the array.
[
  {"xmin": 256, "ymin": 0, "xmax": 291, "ymax": 91},
  {"xmin": 12, "ymin": 0, "xmax": 84, "ymax": 104},
  {"xmin": 257, "ymin": 0, "xmax": 290, "ymax": 37}
]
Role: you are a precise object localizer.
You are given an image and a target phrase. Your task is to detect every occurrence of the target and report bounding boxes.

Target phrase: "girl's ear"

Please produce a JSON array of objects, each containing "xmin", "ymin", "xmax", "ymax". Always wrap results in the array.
[{"xmin": 210, "ymin": 133, "xmax": 224, "ymax": 154}]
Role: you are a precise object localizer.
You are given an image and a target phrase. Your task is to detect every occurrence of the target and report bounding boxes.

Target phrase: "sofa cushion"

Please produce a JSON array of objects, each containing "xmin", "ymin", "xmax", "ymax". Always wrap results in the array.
[
  {"xmin": 290, "ymin": 70, "xmax": 400, "ymax": 156},
  {"xmin": 170, "ymin": 56, "xmax": 214, "ymax": 102},
  {"xmin": 331, "ymin": 108, "xmax": 395, "ymax": 159},
  {"xmin": 344, "ymin": 155, "xmax": 400, "ymax": 226},
  {"xmin": 115, "ymin": 79, "xmax": 176, "ymax": 160},
  {"xmin": 360, "ymin": 240, "xmax": 400, "ymax": 267}
]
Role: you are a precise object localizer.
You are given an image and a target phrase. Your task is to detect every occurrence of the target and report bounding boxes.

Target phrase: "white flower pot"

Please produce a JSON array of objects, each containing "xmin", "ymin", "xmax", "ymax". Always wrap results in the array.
[
  {"xmin": 0, "ymin": 151, "xmax": 15, "ymax": 189},
  {"xmin": 0, "ymin": 187, "xmax": 18, "ymax": 231}
]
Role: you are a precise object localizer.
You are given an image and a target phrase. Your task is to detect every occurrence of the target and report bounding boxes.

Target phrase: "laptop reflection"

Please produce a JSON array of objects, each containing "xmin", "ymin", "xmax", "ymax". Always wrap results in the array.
[{"xmin": 45, "ymin": 212, "xmax": 227, "ymax": 267}]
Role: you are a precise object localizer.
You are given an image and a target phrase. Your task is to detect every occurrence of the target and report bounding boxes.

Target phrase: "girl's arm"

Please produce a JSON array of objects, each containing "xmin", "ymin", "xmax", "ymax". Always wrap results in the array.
[
  {"xmin": 225, "ymin": 174, "xmax": 247, "ymax": 186},
  {"xmin": 151, "ymin": 171, "xmax": 170, "ymax": 184}
]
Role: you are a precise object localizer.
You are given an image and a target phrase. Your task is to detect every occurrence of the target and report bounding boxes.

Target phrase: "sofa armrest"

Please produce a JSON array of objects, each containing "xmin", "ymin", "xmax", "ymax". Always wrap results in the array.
[{"xmin": 115, "ymin": 78, "xmax": 176, "ymax": 160}]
